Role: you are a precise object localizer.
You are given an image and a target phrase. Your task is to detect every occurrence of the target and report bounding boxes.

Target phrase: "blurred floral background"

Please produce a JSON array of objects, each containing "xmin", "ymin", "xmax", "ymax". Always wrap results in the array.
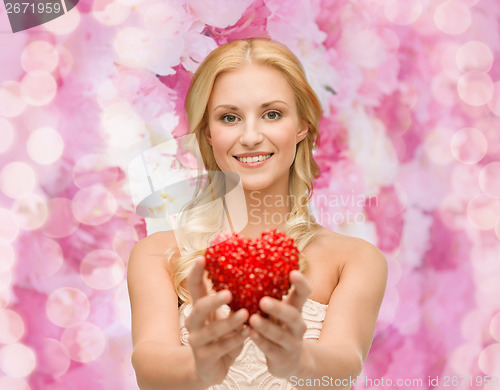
[{"xmin": 0, "ymin": 0, "xmax": 500, "ymax": 389}]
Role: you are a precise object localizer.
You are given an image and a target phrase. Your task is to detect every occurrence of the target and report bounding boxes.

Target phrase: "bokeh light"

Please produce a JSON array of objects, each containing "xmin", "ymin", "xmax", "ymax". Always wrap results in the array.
[
  {"xmin": 450, "ymin": 127, "xmax": 488, "ymax": 164},
  {"xmin": 32, "ymin": 236, "xmax": 64, "ymax": 278},
  {"xmin": 478, "ymin": 343, "xmax": 500, "ymax": 376},
  {"xmin": 479, "ymin": 162, "xmax": 500, "ymax": 199},
  {"xmin": 467, "ymin": 195, "xmax": 500, "ymax": 231},
  {"xmin": 21, "ymin": 41, "xmax": 59, "ymax": 73},
  {"xmin": 11, "ymin": 193, "xmax": 49, "ymax": 231},
  {"xmin": 46, "ymin": 287, "xmax": 90, "ymax": 328},
  {"xmin": 434, "ymin": 0, "xmax": 471, "ymax": 35},
  {"xmin": 80, "ymin": 249, "xmax": 125, "ymax": 290},
  {"xmin": 476, "ymin": 116, "xmax": 500, "ymax": 156},
  {"xmin": 20, "ymin": 71, "xmax": 57, "ymax": 107},
  {"xmin": 460, "ymin": 309, "xmax": 490, "ymax": 343},
  {"xmin": 20, "ymin": 103, "xmax": 60, "ymax": 132},
  {"xmin": 0, "ymin": 309, "xmax": 25, "ymax": 344},
  {"xmin": 27, "ymin": 127, "xmax": 64, "ymax": 165},
  {"xmin": 450, "ymin": 164, "xmax": 480, "ymax": 200},
  {"xmin": 456, "ymin": 41, "xmax": 494, "ymax": 73},
  {"xmin": 0, "ymin": 243, "xmax": 15, "ymax": 273},
  {"xmin": 43, "ymin": 7, "xmax": 81, "ymax": 35},
  {"xmin": 71, "ymin": 185, "xmax": 117, "ymax": 226},
  {"xmin": 384, "ymin": 0, "xmax": 422, "ymax": 25},
  {"xmin": 449, "ymin": 344, "xmax": 479, "ymax": 376},
  {"xmin": 457, "ymin": 72, "xmax": 494, "ymax": 107},
  {"xmin": 61, "ymin": 322, "xmax": 106, "ymax": 363},
  {"xmin": 0, "ymin": 343, "xmax": 36, "ymax": 378},
  {"xmin": 0, "ymin": 81, "xmax": 26, "ymax": 118},
  {"xmin": 488, "ymin": 81, "xmax": 500, "ymax": 117},
  {"xmin": 92, "ymin": 0, "xmax": 131, "ymax": 26},
  {"xmin": 0, "ymin": 270, "xmax": 13, "ymax": 303},
  {"xmin": 490, "ymin": 312, "xmax": 500, "ymax": 343},
  {"xmin": 37, "ymin": 338, "xmax": 71, "ymax": 377},
  {"xmin": 424, "ymin": 127, "xmax": 454, "ymax": 164},
  {"xmin": 73, "ymin": 154, "xmax": 120, "ymax": 189},
  {"xmin": 41, "ymin": 198, "xmax": 79, "ymax": 238},
  {"xmin": 112, "ymin": 226, "xmax": 138, "ymax": 260},
  {"xmin": 0, "ymin": 209, "xmax": 20, "ymax": 243},
  {"xmin": 0, "ymin": 118, "xmax": 14, "ymax": 154},
  {"xmin": 0, "ymin": 377, "xmax": 30, "ymax": 390},
  {"xmin": 0, "ymin": 162, "xmax": 37, "ymax": 199}
]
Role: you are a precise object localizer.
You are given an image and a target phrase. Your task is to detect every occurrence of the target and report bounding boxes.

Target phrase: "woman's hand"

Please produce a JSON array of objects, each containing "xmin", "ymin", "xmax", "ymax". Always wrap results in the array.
[
  {"xmin": 248, "ymin": 270, "xmax": 312, "ymax": 378},
  {"xmin": 185, "ymin": 256, "xmax": 249, "ymax": 387}
]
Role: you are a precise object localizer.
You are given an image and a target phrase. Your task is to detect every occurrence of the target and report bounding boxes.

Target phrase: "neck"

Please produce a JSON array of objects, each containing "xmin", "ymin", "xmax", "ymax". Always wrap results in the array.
[{"xmin": 236, "ymin": 185, "xmax": 292, "ymax": 239}]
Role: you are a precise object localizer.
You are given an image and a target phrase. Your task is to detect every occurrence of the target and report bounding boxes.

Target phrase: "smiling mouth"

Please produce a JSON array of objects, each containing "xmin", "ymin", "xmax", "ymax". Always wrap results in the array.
[{"xmin": 234, "ymin": 154, "xmax": 273, "ymax": 163}]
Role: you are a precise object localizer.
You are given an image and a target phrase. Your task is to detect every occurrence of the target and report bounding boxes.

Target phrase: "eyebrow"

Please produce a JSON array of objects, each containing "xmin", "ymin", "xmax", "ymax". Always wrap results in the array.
[{"xmin": 212, "ymin": 100, "xmax": 289, "ymax": 112}]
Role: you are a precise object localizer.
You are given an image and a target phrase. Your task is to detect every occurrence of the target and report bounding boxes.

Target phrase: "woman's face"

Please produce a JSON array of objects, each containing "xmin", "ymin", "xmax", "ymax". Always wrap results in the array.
[{"xmin": 206, "ymin": 64, "xmax": 308, "ymax": 193}]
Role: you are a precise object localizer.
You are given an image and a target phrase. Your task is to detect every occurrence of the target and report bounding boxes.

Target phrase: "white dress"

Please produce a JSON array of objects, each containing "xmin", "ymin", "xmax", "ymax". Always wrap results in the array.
[{"xmin": 178, "ymin": 298, "xmax": 328, "ymax": 390}]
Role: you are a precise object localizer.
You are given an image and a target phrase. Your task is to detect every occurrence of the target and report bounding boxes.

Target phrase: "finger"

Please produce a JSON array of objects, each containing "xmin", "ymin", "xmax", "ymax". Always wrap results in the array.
[
  {"xmin": 186, "ymin": 290, "xmax": 231, "ymax": 331},
  {"xmin": 198, "ymin": 328, "xmax": 249, "ymax": 362},
  {"xmin": 259, "ymin": 297, "xmax": 306, "ymax": 338},
  {"xmin": 187, "ymin": 256, "xmax": 208, "ymax": 303},
  {"xmin": 249, "ymin": 313, "xmax": 298, "ymax": 351},
  {"xmin": 188, "ymin": 309, "xmax": 248, "ymax": 347},
  {"xmin": 285, "ymin": 270, "xmax": 311, "ymax": 310},
  {"xmin": 226, "ymin": 336, "xmax": 247, "ymax": 360},
  {"xmin": 248, "ymin": 326, "xmax": 281, "ymax": 358}
]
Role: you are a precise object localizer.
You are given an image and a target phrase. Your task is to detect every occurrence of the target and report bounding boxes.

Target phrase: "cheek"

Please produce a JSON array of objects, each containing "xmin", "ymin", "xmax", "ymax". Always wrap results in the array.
[
  {"xmin": 275, "ymin": 125, "xmax": 299, "ymax": 157},
  {"xmin": 208, "ymin": 127, "xmax": 233, "ymax": 162}
]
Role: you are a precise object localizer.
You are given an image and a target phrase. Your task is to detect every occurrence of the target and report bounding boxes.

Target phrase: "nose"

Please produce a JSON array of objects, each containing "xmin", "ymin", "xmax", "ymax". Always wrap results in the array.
[{"xmin": 238, "ymin": 118, "xmax": 264, "ymax": 147}]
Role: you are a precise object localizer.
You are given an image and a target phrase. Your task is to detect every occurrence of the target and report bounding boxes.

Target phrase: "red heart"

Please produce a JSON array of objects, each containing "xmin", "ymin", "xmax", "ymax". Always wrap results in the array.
[{"xmin": 204, "ymin": 229, "xmax": 299, "ymax": 317}]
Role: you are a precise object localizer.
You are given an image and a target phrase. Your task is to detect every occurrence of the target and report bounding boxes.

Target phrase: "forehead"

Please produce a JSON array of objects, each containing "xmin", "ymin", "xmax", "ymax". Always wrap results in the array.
[{"xmin": 208, "ymin": 64, "xmax": 295, "ymax": 106}]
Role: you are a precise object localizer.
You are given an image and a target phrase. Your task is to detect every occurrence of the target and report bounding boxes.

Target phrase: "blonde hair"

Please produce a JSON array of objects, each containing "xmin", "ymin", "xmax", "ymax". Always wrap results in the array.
[{"xmin": 171, "ymin": 38, "xmax": 322, "ymax": 304}]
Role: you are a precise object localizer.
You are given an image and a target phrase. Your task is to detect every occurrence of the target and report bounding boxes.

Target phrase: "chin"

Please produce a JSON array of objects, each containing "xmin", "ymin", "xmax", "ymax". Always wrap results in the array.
[{"xmin": 239, "ymin": 178, "xmax": 270, "ymax": 192}]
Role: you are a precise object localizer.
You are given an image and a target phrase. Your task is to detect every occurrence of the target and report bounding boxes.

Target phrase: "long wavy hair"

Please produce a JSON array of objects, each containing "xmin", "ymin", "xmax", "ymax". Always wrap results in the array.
[{"xmin": 170, "ymin": 38, "xmax": 323, "ymax": 305}]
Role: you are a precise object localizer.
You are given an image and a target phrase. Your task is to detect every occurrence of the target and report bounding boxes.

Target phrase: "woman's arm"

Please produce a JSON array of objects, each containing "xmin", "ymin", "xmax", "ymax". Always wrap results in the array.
[
  {"xmin": 128, "ymin": 232, "xmax": 206, "ymax": 390},
  {"xmin": 249, "ymin": 235, "xmax": 388, "ymax": 390},
  {"xmin": 294, "ymin": 237, "xmax": 388, "ymax": 389},
  {"xmin": 131, "ymin": 342, "xmax": 204, "ymax": 390},
  {"xmin": 128, "ymin": 232, "xmax": 248, "ymax": 390}
]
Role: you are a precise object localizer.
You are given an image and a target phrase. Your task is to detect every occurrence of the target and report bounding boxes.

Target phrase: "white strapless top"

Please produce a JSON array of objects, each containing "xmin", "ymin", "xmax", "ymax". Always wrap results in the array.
[{"xmin": 178, "ymin": 298, "xmax": 328, "ymax": 390}]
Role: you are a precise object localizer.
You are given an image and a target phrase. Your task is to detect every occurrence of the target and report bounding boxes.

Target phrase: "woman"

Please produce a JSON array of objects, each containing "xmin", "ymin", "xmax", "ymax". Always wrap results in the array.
[{"xmin": 128, "ymin": 38, "xmax": 387, "ymax": 390}]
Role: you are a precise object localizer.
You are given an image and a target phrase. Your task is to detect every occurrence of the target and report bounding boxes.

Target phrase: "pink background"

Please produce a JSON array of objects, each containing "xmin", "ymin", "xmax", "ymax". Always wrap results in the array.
[{"xmin": 1, "ymin": 0, "xmax": 500, "ymax": 389}]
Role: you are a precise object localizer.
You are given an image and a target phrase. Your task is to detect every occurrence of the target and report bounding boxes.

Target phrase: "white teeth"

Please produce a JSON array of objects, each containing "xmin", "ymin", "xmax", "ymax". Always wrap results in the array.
[{"xmin": 236, "ymin": 154, "xmax": 272, "ymax": 163}]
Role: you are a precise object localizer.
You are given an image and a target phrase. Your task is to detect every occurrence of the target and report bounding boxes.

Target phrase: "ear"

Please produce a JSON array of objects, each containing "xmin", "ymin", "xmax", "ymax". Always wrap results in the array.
[
  {"xmin": 296, "ymin": 121, "xmax": 309, "ymax": 144},
  {"xmin": 204, "ymin": 125, "xmax": 213, "ymax": 146}
]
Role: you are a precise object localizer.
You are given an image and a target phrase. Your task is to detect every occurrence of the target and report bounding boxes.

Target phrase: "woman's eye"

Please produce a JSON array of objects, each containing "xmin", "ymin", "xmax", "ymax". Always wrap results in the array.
[
  {"xmin": 264, "ymin": 111, "xmax": 281, "ymax": 120},
  {"xmin": 221, "ymin": 114, "xmax": 238, "ymax": 123}
]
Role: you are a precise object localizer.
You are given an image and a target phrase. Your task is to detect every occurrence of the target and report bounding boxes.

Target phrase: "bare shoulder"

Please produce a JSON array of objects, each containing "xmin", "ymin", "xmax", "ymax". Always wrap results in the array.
[
  {"xmin": 312, "ymin": 225, "xmax": 387, "ymax": 275},
  {"xmin": 128, "ymin": 230, "xmax": 180, "ymax": 276},
  {"xmin": 130, "ymin": 230, "xmax": 178, "ymax": 255}
]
